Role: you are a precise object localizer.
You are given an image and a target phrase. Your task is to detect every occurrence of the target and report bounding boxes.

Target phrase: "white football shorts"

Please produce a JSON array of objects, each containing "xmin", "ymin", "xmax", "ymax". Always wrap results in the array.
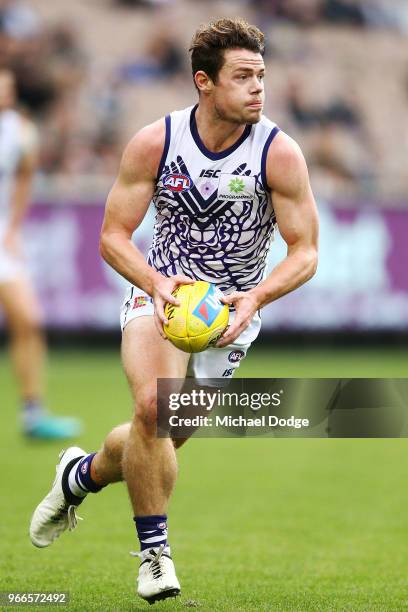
[
  {"xmin": 120, "ymin": 285, "xmax": 261, "ymax": 386},
  {"xmin": 0, "ymin": 223, "xmax": 25, "ymax": 284}
]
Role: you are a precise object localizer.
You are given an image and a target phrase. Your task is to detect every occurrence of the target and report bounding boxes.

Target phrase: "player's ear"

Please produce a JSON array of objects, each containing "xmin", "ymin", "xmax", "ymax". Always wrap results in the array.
[{"xmin": 194, "ymin": 70, "xmax": 213, "ymax": 94}]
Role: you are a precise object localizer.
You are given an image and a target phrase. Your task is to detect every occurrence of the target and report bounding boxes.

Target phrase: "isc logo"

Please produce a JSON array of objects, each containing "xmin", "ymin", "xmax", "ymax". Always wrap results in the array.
[
  {"xmin": 199, "ymin": 169, "xmax": 220, "ymax": 178},
  {"xmin": 163, "ymin": 173, "xmax": 192, "ymax": 192}
]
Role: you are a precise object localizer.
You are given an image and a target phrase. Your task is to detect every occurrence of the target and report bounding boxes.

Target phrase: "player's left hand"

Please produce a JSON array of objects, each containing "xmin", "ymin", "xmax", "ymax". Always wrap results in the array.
[{"xmin": 216, "ymin": 290, "xmax": 260, "ymax": 348}]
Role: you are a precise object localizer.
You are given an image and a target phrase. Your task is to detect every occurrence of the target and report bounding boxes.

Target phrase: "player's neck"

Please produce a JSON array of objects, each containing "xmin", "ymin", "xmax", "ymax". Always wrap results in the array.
[{"xmin": 195, "ymin": 104, "xmax": 247, "ymax": 153}]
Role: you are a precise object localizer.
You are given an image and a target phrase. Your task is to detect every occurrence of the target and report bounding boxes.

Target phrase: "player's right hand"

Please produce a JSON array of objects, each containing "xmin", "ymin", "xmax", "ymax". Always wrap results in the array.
[{"xmin": 152, "ymin": 274, "xmax": 194, "ymax": 339}]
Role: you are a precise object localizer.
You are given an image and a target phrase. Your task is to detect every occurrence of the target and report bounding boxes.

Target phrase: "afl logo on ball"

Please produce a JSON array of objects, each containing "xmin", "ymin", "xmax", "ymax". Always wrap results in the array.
[
  {"xmin": 228, "ymin": 350, "xmax": 245, "ymax": 363},
  {"xmin": 163, "ymin": 173, "xmax": 192, "ymax": 192}
]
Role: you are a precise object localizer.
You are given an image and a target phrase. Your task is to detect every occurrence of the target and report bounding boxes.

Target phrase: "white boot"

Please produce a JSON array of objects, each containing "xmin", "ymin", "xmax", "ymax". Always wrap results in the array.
[
  {"xmin": 132, "ymin": 544, "xmax": 181, "ymax": 603},
  {"xmin": 29, "ymin": 447, "xmax": 86, "ymax": 547}
]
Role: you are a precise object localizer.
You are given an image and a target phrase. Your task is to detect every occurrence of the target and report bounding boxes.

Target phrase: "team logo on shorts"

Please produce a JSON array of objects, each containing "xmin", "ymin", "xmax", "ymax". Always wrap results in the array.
[
  {"xmin": 132, "ymin": 296, "xmax": 152, "ymax": 310},
  {"xmin": 193, "ymin": 284, "xmax": 224, "ymax": 327},
  {"xmin": 228, "ymin": 350, "xmax": 245, "ymax": 363},
  {"xmin": 163, "ymin": 173, "xmax": 192, "ymax": 193}
]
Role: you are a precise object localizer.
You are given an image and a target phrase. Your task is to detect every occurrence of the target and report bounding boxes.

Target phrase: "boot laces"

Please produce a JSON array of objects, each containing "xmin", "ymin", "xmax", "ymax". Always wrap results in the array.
[
  {"xmin": 67, "ymin": 505, "xmax": 82, "ymax": 530},
  {"xmin": 130, "ymin": 544, "xmax": 166, "ymax": 580}
]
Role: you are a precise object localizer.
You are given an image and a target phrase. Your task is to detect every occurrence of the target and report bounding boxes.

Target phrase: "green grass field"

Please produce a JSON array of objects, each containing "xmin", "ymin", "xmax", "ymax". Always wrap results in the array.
[{"xmin": 1, "ymin": 345, "xmax": 407, "ymax": 611}]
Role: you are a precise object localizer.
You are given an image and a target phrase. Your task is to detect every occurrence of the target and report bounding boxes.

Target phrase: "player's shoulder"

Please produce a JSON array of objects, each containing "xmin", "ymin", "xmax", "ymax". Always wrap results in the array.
[
  {"xmin": 3, "ymin": 110, "xmax": 39, "ymax": 157},
  {"xmin": 122, "ymin": 106, "xmax": 192, "ymax": 179},
  {"xmin": 126, "ymin": 104, "xmax": 192, "ymax": 154},
  {"xmin": 127, "ymin": 117, "xmax": 166, "ymax": 158},
  {"xmin": 121, "ymin": 117, "xmax": 166, "ymax": 179},
  {"xmin": 265, "ymin": 128, "xmax": 308, "ymax": 193},
  {"xmin": 269, "ymin": 130, "xmax": 304, "ymax": 163},
  {"xmin": 259, "ymin": 112, "xmax": 303, "ymax": 159},
  {"xmin": 1, "ymin": 108, "xmax": 23, "ymax": 134}
]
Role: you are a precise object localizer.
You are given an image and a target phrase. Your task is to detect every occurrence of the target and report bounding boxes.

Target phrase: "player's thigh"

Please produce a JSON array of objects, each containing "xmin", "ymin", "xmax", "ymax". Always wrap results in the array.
[
  {"xmin": 121, "ymin": 315, "xmax": 190, "ymax": 406},
  {"xmin": 0, "ymin": 275, "xmax": 43, "ymax": 332}
]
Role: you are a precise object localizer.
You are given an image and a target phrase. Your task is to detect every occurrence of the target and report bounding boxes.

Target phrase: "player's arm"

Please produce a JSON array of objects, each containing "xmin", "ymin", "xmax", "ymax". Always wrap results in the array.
[
  {"xmin": 100, "ymin": 120, "xmax": 192, "ymax": 336},
  {"xmin": 252, "ymin": 132, "xmax": 319, "ymax": 306},
  {"xmin": 218, "ymin": 132, "xmax": 318, "ymax": 347},
  {"xmin": 4, "ymin": 122, "xmax": 38, "ymax": 256}
]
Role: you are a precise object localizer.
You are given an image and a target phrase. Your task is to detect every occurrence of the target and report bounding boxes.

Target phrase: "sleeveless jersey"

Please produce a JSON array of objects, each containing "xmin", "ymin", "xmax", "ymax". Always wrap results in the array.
[
  {"xmin": 147, "ymin": 104, "xmax": 280, "ymax": 293},
  {"xmin": 0, "ymin": 109, "xmax": 36, "ymax": 222}
]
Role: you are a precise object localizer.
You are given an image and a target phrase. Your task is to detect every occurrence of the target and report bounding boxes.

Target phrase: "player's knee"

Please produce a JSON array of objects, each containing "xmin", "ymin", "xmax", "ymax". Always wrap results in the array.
[
  {"xmin": 133, "ymin": 391, "xmax": 158, "ymax": 437},
  {"xmin": 9, "ymin": 311, "xmax": 42, "ymax": 338}
]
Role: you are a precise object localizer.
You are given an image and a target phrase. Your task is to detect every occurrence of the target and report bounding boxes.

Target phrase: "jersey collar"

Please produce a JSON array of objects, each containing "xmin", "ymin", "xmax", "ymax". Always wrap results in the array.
[{"xmin": 190, "ymin": 104, "xmax": 252, "ymax": 161}]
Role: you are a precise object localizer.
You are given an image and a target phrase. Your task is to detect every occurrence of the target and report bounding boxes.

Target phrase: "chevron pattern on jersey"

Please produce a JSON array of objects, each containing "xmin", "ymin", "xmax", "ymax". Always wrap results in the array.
[{"xmin": 147, "ymin": 155, "xmax": 276, "ymax": 293}]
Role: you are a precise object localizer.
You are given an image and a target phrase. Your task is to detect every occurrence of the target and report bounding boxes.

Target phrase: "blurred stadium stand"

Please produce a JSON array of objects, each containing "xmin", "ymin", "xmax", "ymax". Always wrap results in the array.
[{"xmin": 1, "ymin": 0, "xmax": 407, "ymax": 337}]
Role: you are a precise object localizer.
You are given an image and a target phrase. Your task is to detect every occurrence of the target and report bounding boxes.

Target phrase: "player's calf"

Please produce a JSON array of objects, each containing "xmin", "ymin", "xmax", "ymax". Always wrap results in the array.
[{"xmin": 91, "ymin": 424, "xmax": 128, "ymax": 483}]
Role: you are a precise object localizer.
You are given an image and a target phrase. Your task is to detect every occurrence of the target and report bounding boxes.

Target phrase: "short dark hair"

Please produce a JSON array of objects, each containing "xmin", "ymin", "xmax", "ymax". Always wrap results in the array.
[{"xmin": 189, "ymin": 18, "xmax": 265, "ymax": 85}]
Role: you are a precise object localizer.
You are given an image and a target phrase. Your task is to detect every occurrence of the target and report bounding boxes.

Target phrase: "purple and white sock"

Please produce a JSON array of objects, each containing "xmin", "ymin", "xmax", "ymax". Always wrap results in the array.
[
  {"xmin": 67, "ymin": 453, "xmax": 103, "ymax": 498},
  {"xmin": 22, "ymin": 399, "xmax": 45, "ymax": 426},
  {"xmin": 134, "ymin": 515, "xmax": 169, "ymax": 553}
]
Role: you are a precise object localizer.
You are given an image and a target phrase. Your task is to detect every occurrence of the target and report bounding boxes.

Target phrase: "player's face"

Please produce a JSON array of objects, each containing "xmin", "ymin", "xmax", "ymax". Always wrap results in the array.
[
  {"xmin": 212, "ymin": 49, "xmax": 265, "ymax": 125},
  {"xmin": 0, "ymin": 71, "xmax": 16, "ymax": 111}
]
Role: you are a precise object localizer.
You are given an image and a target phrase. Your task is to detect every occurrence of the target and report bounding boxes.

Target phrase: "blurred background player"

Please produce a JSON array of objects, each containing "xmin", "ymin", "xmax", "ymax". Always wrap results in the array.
[{"xmin": 0, "ymin": 68, "xmax": 81, "ymax": 439}]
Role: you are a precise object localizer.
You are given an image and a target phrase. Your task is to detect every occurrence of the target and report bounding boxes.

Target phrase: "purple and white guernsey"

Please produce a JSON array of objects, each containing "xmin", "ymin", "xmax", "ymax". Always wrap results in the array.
[
  {"xmin": 147, "ymin": 104, "xmax": 280, "ymax": 293},
  {"xmin": 0, "ymin": 110, "xmax": 37, "ymax": 223}
]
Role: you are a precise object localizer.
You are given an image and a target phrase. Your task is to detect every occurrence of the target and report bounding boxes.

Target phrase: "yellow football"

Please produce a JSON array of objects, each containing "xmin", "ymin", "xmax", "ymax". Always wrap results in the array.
[{"xmin": 164, "ymin": 281, "xmax": 229, "ymax": 353}]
